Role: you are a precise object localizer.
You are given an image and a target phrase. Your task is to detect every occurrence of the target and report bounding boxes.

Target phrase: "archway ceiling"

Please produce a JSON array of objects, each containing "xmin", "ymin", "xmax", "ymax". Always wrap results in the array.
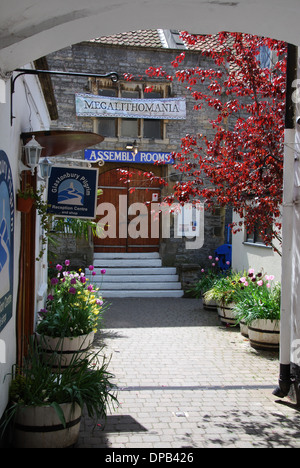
[{"xmin": 0, "ymin": 0, "xmax": 299, "ymax": 74}]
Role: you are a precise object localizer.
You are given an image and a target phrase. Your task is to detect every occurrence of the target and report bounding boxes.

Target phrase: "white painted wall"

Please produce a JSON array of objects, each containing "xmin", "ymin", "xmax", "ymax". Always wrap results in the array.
[
  {"xmin": 0, "ymin": 66, "xmax": 50, "ymax": 419},
  {"xmin": 232, "ymin": 212, "xmax": 282, "ymax": 281}
]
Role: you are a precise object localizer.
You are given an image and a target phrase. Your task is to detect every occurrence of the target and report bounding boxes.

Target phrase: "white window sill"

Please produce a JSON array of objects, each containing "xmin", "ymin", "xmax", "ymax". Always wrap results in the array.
[{"xmin": 243, "ymin": 242, "xmax": 272, "ymax": 249}]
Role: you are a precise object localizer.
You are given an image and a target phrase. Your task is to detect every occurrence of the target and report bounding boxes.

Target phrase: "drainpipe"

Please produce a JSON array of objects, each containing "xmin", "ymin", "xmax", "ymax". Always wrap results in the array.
[{"xmin": 273, "ymin": 44, "xmax": 297, "ymax": 398}]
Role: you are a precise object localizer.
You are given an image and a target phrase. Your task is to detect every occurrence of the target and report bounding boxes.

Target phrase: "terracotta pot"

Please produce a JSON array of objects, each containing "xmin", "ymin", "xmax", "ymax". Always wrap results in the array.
[
  {"xmin": 16, "ymin": 195, "xmax": 34, "ymax": 213},
  {"xmin": 36, "ymin": 331, "xmax": 95, "ymax": 368},
  {"xmin": 13, "ymin": 402, "xmax": 82, "ymax": 448}
]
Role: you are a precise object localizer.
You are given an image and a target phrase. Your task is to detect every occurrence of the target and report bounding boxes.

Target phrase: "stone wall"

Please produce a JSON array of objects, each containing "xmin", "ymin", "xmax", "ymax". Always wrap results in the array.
[{"xmin": 46, "ymin": 40, "xmax": 229, "ymax": 277}]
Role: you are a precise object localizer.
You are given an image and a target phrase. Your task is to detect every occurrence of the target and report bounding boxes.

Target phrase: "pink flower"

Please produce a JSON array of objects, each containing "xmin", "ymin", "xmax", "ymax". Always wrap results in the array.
[
  {"xmin": 201, "ymin": 268, "xmax": 205, "ymax": 273},
  {"xmin": 101, "ymin": 269, "xmax": 106, "ymax": 274},
  {"xmin": 89, "ymin": 265, "xmax": 94, "ymax": 271},
  {"xmin": 70, "ymin": 278, "xmax": 77, "ymax": 284},
  {"xmin": 257, "ymin": 280, "xmax": 264, "ymax": 286},
  {"xmin": 87, "ymin": 284, "xmax": 93, "ymax": 291},
  {"xmin": 208, "ymin": 256, "xmax": 213, "ymax": 260},
  {"xmin": 65, "ymin": 259, "xmax": 70, "ymax": 266},
  {"xmin": 248, "ymin": 268, "xmax": 255, "ymax": 275},
  {"xmin": 266, "ymin": 283, "xmax": 271, "ymax": 288},
  {"xmin": 80, "ymin": 276, "xmax": 86, "ymax": 283},
  {"xmin": 244, "ymin": 281, "xmax": 249, "ymax": 286},
  {"xmin": 240, "ymin": 277, "xmax": 246, "ymax": 283},
  {"xmin": 56, "ymin": 264, "xmax": 63, "ymax": 271},
  {"xmin": 215, "ymin": 257, "xmax": 219, "ymax": 261},
  {"xmin": 92, "ymin": 271, "xmax": 96, "ymax": 276},
  {"xmin": 226, "ymin": 261, "xmax": 230, "ymax": 265}
]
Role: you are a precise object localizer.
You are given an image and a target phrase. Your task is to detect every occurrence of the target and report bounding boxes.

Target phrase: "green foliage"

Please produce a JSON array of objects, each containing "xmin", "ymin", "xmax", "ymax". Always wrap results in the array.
[
  {"xmin": 1, "ymin": 338, "xmax": 118, "ymax": 436},
  {"xmin": 233, "ymin": 281, "xmax": 281, "ymax": 325}
]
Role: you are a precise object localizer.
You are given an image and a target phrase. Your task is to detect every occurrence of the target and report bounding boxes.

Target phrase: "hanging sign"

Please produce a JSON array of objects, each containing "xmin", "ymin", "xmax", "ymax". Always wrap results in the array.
[
  {"xmin": 47, "ymin": 166, "xmax": 98, "ymax": 219},
  {"xmin": 85, "ymin": 149, "xmax": 174, "ymax": 165},
  {"xmin": 0, "ymin": 150, "xmax": 14, "ymax": 333},
  {"xmin": 75, "ymin": 93, "xmax": 186, "ymax": 120}
]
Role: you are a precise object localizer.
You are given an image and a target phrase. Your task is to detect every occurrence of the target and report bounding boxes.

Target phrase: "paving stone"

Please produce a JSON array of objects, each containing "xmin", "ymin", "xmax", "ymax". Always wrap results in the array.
[{"xmin": 77, "ymin": 297, "xmax": 300, "ymax": 449}]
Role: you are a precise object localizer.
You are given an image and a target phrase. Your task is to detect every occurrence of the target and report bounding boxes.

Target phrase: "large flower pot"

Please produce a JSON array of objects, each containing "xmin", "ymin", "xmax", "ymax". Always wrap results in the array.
[
  {"xmin": 13, "ymin": 402, "xmax": 82, "ymax": 448},
  {"xmin": 248, "ymin": 319, "xmax": 280, "ymax": 351},
  {"xmin": 240, "ymin": 320, "xmax": 249, "ymax": 337},
  {"xmin": 202, "ymin": 296, "xmax": 218, "ymax": 311},
  {"xmin": 217, "ymin": 303, "xmax": 237, "ymax": 326},
  {"xmin": 36, "ymin": 331, "xmax": 95, "ymax": 368}
]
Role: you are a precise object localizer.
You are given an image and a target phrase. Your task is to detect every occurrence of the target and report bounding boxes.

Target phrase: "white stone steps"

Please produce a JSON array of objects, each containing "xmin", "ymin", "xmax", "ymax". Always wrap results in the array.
[
  {"xmin": 89, "ymin": 274, "xmax": 179, "ymax": 282},
  {"xmin": 87, "ymin": 252, "xmax": 183, "ymax": 298},
  {"xmin": 98, "ymin": 290, "xmax": 184, "ymax": 298},
  {"xmin": 93, "ymin": 258, "xmax": 162, "ymax": 268}
]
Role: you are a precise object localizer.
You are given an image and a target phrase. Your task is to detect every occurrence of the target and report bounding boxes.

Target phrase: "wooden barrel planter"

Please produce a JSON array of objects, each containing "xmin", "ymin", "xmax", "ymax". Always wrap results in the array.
[
  {"xmin": 13, "ymin": 402, "xmax": 82, "ymax": 448},
  {"xmin": 217, "ymin": 303, "xmax": 237, "ymax": 326},
  {"xmin": 36, "ymin": 331, "xmax": 95, "ymax": 368},
  {"xmin": 202, "ymin": 296, "xmax": 218, "ymax": 311},
  {"xmin": 248, "ymin": 319, "xmax": 280, "ymax": 351},
  {"xmin": 239, "ymin": 320, "xmax": 249, "ymax": 337}
]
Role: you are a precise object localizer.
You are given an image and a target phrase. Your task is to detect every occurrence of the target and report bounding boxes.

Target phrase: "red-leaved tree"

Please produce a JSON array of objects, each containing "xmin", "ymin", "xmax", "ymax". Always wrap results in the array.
[{"xmin": 142, "ymin": 32, "xmax": 287, "ymax": 250}]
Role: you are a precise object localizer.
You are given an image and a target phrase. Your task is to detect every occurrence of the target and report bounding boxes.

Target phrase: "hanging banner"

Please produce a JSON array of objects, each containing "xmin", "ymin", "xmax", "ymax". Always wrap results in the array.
[
  {"xmin": 75, "ymin": 93, "xmax": 186, "ymax": 120},
  {"xmin": 0, "ymin": 150, "xmax": 14, "ymax": 333},
  {"xmin": 47, "ymin": 166, "xmax": 98, "ymax": 219},
  {"xmin": 85, "ymin": 149, "xmax": 174, "ymax": 165}
]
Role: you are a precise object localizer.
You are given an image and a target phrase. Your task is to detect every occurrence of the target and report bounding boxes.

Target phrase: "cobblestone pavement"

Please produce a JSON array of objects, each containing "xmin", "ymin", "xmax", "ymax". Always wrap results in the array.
[{"xmin": 77, "ymin": 298, "xmax": 300, "ymax": 449}]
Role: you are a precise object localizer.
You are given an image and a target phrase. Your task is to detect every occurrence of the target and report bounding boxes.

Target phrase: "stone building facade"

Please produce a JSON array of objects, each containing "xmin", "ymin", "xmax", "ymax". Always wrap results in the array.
[{"xmin": 45, "ymin": 30, "xmax": 229, "ymax": 287}]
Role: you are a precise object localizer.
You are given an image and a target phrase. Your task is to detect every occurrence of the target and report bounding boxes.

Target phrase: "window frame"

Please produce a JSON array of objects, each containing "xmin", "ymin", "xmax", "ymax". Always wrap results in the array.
[{"xmin": 90, "ymin": 79, "xmax": 169, "ymax": 142}]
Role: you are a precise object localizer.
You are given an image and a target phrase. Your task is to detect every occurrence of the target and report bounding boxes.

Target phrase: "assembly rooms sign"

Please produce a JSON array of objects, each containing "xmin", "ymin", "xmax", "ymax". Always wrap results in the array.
[{"xmin": 75, "ymin": 93, "xmax": 186, "ymax": 120}]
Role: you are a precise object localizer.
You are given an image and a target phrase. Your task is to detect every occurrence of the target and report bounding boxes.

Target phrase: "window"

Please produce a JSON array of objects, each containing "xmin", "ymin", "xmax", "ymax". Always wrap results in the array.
[
  {"xmin": 143, "ymin": 91, "xmax": 163, "ymax": 140},
  {"xmin": 94, "ymin": 81, "xmax": 167, "ymax": 140},
  {"xmin": 245, "ymin": 223, "xmax": 272, "ymax": 246},
  {"xmin": 97, "ymin": 88, "xmax": 117, "ymax": 137}
]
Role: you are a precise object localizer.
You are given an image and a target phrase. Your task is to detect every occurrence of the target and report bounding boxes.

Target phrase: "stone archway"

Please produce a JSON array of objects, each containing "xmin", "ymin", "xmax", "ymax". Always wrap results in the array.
[{"xmin": 0, "ymin": 0, "xmax": 300, "ymax": 73}]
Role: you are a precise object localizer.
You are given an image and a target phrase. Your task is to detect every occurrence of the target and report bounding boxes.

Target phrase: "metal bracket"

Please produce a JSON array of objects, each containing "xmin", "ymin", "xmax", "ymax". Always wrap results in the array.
[{"xmin": 10, "ymin": 68, "xmax": 119, "ymax": 125}]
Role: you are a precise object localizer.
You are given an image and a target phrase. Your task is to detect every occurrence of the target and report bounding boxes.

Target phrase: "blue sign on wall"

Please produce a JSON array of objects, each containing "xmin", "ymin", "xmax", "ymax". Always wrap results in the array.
[
  {"xmin": 0, "ymin": 150, "xmax": 14, "ymax": 333},
  {"xmin": 47, "ymin": 166, "xmax": 98, "ymax": 219},
  {"xmin": 85, "ymin": 149, "xmax": 174, "ymax": 165}
]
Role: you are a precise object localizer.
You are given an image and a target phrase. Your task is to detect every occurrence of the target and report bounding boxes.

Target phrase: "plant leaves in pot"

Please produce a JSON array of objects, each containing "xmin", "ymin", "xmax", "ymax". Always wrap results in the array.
[{"xmin": 0, "ymin": 337, "xmax": 118, "ymax": 448}]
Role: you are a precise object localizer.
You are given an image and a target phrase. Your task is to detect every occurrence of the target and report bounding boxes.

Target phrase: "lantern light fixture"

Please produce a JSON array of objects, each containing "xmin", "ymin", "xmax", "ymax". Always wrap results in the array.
[
  {"xmin": 39, "ymin": 157, "xmax": 53, "ymax": 179},
  {"xmin": 23, "ymin": 135, "xmax": 43, "ymax": 175},
  {"xmin": 126, "ymin": 140, "xmax": 139, "ymax": 155}
]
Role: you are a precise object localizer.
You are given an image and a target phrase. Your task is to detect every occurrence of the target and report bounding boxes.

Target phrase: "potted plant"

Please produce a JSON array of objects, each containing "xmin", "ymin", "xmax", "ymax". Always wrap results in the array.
[
  {"xmin": 1, "ymin": 339, "xmax": 117, "ymax": 448},
  {"xmin": 203, "ymin": 272, "xmax": 240, "ymax": 325},
  {"xmin": 16, "ymin": 184, "xmax": 36, "ymax": 213},
  {"xmin": 233, "ymin": 276, "xmax": 281, "ymax": 350},
  {"xmin": 188, "ymin": 255, "xmax": 224, "ymax": 311},
  {"xmin": 36, "ymin": 260, "xmax": 108, "ymax": 367}
]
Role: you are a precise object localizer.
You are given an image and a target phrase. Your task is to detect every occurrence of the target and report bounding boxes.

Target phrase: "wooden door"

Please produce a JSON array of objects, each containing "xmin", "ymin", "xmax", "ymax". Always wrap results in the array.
[{"xmin": 94, "ymin": 168, "xmax": 161, "ymax": 253}]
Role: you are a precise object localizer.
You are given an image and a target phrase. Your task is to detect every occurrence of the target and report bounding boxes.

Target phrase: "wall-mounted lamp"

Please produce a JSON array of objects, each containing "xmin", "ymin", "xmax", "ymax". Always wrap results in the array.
[
  {"xmin": 126, "ymin": 140, "xmax": 139, "ymax": 155},
  {"xmin": 39, "ymin": 157, "xmax": 53, "ymax": 179},
  {"xmin": 23, "ymin": 135, "xmax": 43, "ymax": 175}
]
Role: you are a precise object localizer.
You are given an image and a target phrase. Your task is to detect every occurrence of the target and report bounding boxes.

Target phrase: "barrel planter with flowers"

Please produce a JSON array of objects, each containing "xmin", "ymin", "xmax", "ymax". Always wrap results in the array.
[
  {"xmin": 36, "ymin": 260, "xmax": 106, "ymax": 366},
  {"xmin": 13, "ymin": 402, "xmax": 82, "ymax": 448},
  {"xmin": 233, "ymin": 273, "xmax": 281, "ymax": 351},
  {"xmin": 248, "ymin": 319, "xmax": 280, "ymax": 351},
  {"xmin": 36, "ymin": 331, "xmax": 95, "ymax": 368}
]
